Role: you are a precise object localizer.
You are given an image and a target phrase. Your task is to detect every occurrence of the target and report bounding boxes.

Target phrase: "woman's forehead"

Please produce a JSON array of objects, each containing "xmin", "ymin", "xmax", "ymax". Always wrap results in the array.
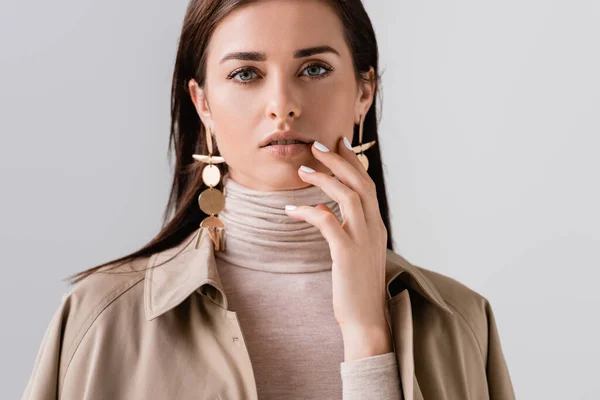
[{"xmin": 206, "ymin": 0, "xmax": 347, "ymax": 62}]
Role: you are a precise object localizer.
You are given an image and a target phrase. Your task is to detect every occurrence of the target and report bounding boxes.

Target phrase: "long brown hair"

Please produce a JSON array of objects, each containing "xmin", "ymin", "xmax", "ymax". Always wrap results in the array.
[{"xmin": 65, "ymin": 0, "xmax": 393, "ymax": 286}]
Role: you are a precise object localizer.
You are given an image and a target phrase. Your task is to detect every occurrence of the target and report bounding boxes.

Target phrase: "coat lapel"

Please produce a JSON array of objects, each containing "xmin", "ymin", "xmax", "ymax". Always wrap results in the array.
[
  {"xmin": 390, "ymin": 288, "xmax": 416, "ymax": 400},
  {"xmin": 385, "ymin": 249, "xmax": 452, "ymax": 400},
  {"xmin": 144, "ymin": 228, "xmax": 228, "ymax": 321}
]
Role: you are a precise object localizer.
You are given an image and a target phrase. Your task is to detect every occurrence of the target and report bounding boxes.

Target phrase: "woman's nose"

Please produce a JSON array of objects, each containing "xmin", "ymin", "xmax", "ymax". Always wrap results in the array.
[{"xmin": 265, "ymin": 76, "xmax": 301, "ymax": 121}]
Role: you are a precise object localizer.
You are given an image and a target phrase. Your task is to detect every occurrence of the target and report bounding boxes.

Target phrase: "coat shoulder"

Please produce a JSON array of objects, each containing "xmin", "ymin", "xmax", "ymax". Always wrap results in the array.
[
  {"xmin": 57, "ymin": 258, "xmax": 148, "ymax": 368},
  {"xmin": 66, "ymin": 256, "xmax": 148, "ymax": 301},
  {"xmin": 412, "ymin": 265, "xmax": 515, "ymax": 398},
  {"xmin": 23, "ymin": 257, "xmax": 150, "ymax": 398},
  {"xmin": 62, "ymin": 256, "xmax": 149, "ymax": 330},
  {"xmin": 415, "ymin": 265, "xmax": 489, "ymax": 312},
  {"xmin": 415, "ymin": 265, "xmax": 496, "ymax": 358}
]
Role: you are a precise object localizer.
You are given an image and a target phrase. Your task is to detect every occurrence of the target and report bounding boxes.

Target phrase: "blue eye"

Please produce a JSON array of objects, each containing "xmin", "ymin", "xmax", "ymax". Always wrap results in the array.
[{"xmin": 227, "ymin": 63, "xmax": 334, "ymax": 86}]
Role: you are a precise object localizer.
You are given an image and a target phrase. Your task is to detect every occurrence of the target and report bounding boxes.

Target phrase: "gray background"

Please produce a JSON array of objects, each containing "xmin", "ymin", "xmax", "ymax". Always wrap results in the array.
[{"xmin": 2, "ymin": 0, "xmax": 599, "ymax": 398}]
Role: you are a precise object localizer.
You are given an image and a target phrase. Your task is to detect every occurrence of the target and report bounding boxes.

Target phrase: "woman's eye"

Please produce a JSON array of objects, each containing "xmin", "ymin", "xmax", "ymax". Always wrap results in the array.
[
  {"xmin": 301, "ymin": 64, "xmax": 329, "ymax": 78},
  {"xmin": 228, "ymin": 63, "xmax": 333, "ymax": 85},
  {"xmin": 234, "ymin": 69, "xmax": 258, "ymax": 83}
]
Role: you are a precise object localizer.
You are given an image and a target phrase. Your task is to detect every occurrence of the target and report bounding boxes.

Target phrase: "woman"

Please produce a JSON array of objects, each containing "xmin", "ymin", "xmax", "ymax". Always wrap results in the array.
[{"xmin": 22, "ymin": 0, "xmax": 515, "ymax": 399}]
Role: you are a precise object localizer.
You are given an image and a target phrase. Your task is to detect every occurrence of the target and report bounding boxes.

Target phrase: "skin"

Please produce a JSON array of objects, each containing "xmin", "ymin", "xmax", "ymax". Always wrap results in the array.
[{"xmin": 188, "ymin": 0, "xmax": 391, "ymax": 361}]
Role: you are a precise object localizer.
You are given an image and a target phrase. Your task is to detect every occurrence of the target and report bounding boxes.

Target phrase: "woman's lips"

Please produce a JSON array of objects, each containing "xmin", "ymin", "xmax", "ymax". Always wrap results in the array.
[{"xmin": 261, "ymin": 143, "xmax": 311, "ymax": 157}]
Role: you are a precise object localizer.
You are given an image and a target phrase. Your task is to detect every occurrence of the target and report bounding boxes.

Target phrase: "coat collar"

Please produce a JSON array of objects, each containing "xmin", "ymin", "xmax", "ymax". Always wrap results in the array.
[{"xmin": 144, "ymin": 228, "xmax": 453, "ymax": 321}]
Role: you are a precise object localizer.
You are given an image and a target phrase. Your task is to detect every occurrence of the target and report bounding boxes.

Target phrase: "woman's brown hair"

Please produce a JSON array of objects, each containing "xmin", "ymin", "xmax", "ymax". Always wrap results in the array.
[{"xmin": 65, "ymin": 0, "xmax": 393, "ymax": 285}]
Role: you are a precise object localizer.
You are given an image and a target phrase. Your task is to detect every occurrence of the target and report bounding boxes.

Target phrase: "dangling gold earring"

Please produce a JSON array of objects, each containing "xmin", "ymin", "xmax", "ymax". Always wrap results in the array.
[
  {"xmin": 192, "ymin": 123, "xmax": 226, "ymax": 252},
  {"xmin": 352, "ymin": 114, "xmax": 377, "ymax": 171}
]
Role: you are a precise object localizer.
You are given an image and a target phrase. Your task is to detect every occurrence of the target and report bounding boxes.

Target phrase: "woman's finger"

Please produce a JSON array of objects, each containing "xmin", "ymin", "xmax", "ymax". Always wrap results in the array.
[
  {"xmin": 298, "ymin": 166, "xmax": 367, "ymax": 240},
  {"xmin": 285, "ymin": 205, "xmax": 350, "ymax": 251}
]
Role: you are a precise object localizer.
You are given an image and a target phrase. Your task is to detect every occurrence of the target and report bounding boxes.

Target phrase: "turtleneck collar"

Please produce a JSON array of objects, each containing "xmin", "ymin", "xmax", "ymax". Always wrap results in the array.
[{"xmin": 214, "ymin": 171, "xmax": 343, "ymax": 273}]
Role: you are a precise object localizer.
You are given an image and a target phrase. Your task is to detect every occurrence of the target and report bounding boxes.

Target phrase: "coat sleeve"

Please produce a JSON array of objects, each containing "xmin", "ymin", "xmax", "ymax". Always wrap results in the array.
[
  {"xmin": 484, "ymin": 299, "xmax": 516, "ymax": 399},
  {"xmin": 21, "ymin": 293, "xmax": 70, "ymax": 400}
]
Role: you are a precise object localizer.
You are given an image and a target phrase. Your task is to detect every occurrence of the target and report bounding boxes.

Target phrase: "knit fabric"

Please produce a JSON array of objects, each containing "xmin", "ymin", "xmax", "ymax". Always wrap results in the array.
[{"xmin": 213, "ymin": 172, "xmax": 402, "ymax": 399}]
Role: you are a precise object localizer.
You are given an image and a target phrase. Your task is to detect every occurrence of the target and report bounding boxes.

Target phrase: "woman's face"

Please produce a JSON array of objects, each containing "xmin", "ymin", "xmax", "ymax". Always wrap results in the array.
[{"xmin": 189, "ymin": 0, "xmax": 375, "ymax": 191}]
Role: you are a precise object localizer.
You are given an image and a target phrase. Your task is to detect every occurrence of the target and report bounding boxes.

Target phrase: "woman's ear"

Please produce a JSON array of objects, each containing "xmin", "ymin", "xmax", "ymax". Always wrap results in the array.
[
  {"xmin": 355, "ymin": 66, "xmax": 376, "ymax": 123},
  {"xmin": 188, "ymin": 79, "xmax": 213, "ymax": 128}
]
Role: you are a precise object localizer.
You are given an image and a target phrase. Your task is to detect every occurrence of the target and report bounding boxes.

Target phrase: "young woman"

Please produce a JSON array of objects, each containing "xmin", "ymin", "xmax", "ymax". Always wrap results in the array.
[{"xmin": 22, "ymin": 1, "xmax": 515, "ymax": 399}]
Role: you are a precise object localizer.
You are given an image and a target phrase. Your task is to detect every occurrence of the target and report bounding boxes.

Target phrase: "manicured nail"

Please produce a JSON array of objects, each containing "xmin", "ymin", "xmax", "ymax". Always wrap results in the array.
[
  {"xmin": 299, "ymin": 165, "xmax": 315, "ymax": 173},
  {"xmin": 313, "ymin": 141, "xmax": 329, "ymax": 152},
  {"xmin": 343, "ymin": 136, "xmax": 352, "ymax": 151},
  {"xmin": 285, "ymin": 205, "xmax": 297, "ymax": 211}
]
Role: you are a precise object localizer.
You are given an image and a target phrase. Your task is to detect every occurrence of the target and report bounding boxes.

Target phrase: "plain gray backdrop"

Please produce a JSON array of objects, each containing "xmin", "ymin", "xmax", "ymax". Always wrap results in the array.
[{"xmin": 2, "ymin": 0, "xmax": 599, "ymax": 398}]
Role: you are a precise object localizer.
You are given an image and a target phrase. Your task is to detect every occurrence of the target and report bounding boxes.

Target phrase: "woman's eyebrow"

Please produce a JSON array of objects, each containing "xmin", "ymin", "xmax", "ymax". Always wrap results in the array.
[{"xmin": 219, "ymin": 45, "xmax": 340, "ymax": 64}]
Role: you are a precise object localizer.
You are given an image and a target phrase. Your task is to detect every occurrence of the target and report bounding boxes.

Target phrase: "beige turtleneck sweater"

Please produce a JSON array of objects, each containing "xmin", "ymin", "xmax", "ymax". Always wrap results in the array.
[{"xmin": 213, "ymin": 172, "xmax": 402, "ymax": 399}]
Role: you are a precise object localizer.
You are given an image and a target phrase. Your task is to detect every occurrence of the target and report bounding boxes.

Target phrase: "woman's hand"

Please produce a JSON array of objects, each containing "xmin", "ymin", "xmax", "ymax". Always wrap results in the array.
[{"xmin": 284, "ymin": 136, "xmax": 392, "ymax": 360}]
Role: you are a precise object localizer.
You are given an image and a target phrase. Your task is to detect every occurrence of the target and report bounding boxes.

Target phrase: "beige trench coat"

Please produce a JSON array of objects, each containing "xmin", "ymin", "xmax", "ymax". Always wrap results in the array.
[{"xmin": 22, "ymin": 228, "xmax": 516, "ymax": 399}]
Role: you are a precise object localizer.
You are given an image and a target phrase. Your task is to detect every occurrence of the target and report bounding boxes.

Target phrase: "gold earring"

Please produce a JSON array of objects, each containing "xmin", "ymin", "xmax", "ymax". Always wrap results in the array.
[
  {"xmin": 352, "ymin": 114, "xmax": 376, "ymax": 171},
  {"xmin": 192, "ymin": 123, "xmax": 226, "ymax": 251}
]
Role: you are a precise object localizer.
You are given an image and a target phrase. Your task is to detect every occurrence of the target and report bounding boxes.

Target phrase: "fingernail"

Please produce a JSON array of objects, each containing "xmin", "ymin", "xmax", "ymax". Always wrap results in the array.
[
  {"xmin": 299, "ymin": 165, "xmax": 315, "ymax": 173},
  {"xmin": 313, "ymin": 141, "xmax": 329, "ymax": 152},
  {"xmin": 343, "ymin": 136, "xmax": 352, "ymax": 151},
  {"xmin": 285, "ymin": 205, "xmax": 297, "ymax": 211}
]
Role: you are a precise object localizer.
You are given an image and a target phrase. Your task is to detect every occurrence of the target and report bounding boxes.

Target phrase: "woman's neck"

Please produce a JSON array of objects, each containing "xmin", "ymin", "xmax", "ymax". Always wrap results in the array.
[{"xmin": 214, "ymin": 172, "xmax": 342, "ymax": 273}]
